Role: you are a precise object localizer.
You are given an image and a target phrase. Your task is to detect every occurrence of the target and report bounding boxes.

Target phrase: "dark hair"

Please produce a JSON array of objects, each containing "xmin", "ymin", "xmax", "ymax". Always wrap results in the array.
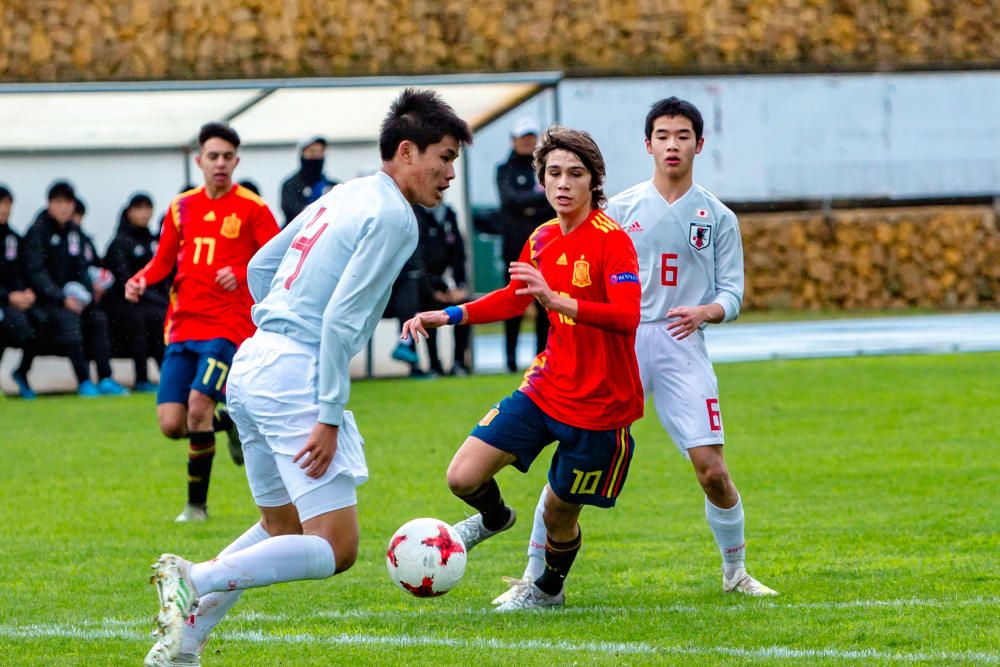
[
  {"xmin": 47, "ymin": 181, "xmax": 76, "ymax": 202},
  {"xmin": 0, "ymin": 185, "xmax": 11, "ymax": 203},
  {"xmin": 534, "ymin": 125, "xmax": 607, "ymax": 209},
  {"xmin": 237, "ymin": 179, "xmax": 260, "ymax": 195},
  {"xmin": 378, "ymin": 88, "xmax": 472, "ymax": 161},
  {"xmin": 74, "ymin": 198, "xmax": 86, "ymax": 216},
  {"xmin": 127, "ymin": 192, "xmax": 153, "ymax": 210},
  {"xmin": 645, "ymin": 97, "xmax": 704, "ymax": 141},
  {"xmin": 198, "ymin": 121, "xmax": 241, "ymax": 149}
]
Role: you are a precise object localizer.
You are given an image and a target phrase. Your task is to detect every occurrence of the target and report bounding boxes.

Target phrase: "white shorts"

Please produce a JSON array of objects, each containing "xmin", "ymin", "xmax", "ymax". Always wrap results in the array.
[
  {"xmin": 636, "ymin": 322, "xmax": 725, "ymax": 456},
  {"xmin": 227, "ymin": 330, "xmax": 368, "ymax": 521}
]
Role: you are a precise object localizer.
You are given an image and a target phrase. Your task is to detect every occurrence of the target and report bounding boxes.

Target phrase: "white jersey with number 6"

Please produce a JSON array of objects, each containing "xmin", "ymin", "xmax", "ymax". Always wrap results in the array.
[{"xmin": 605, "ymin": 180, "xmax": 744, "ymax": 452}]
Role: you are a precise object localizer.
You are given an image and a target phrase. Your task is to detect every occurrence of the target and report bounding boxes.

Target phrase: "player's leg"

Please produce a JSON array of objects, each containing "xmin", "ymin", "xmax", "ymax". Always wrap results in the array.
[{"xmin": 156, "ymin": 343, "xmax": 197, "ymax": 439}]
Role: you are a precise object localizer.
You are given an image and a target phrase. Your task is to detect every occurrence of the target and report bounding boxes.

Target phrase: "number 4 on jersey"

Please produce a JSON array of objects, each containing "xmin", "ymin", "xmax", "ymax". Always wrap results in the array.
[{"xmin": 284, "ymin": 207, "xmax": 328, "ymax": 289}]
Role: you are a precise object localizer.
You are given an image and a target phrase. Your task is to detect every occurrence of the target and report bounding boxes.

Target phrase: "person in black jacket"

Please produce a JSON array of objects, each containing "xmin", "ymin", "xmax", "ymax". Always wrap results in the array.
[
  {"xmin": 279, "ymin": 136, "xmax": 338, "ymax": 226},
  {"xmin": 20, "ymin": 181, "xmax": 128, "ymax": 397},
  {"xmin": 0, "ymin": 186, "xmax": 40, "ymax": 398},
  {"xmin": 414, "ymin": 203, "xmax": 471, "ymax": 375},
  {"xmin": 496, "ymin": 117, "xmax": 553, "ymax": 372},
  {"xmin": 103, "ymin": 193, "xmax": 167, "ymax": 392}
]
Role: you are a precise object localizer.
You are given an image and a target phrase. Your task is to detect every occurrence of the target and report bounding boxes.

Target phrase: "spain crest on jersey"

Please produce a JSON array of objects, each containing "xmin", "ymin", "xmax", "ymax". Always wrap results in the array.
[
  {"xmin": 689, "ymin": 222, "xmax": 712, "ymax": 250},
  {"xmin": 220, "ymin": 214, "xmax": 242, "ymax": 239},
  {"xmin": 572, "ymin": 258, "xmax": 592, "ymax": 288}
]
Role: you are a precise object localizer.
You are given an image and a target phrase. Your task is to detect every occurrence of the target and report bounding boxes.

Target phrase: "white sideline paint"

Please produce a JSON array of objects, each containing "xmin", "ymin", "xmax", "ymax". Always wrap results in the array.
[{"xmin": 2, "ymin": 622, "xmax": 997, "ymax": 664}]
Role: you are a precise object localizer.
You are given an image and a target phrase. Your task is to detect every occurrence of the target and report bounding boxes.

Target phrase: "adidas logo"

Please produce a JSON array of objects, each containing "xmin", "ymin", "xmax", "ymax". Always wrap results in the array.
[
  {"xmin": 203, "ymin": 211, "xmax": 217, "ymax": 222},
  {"xmin": 625, "ymin": 220, "xmax": 643, "ymax": 233},
  {"xmin": 556, "ymin": 253, "xmax": 568, "ymax": 265}
]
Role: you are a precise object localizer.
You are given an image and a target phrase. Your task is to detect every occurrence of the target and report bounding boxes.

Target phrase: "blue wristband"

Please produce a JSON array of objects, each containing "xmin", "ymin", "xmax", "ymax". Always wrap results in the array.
[{"xmin": 444, "ymin": 306, "xmax": 463, "ymax": 325}]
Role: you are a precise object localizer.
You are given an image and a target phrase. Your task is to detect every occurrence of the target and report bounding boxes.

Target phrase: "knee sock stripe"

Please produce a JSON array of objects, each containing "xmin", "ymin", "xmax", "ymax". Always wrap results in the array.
[{"xmin": 188, "ymin": 445, "xmax": 216, "ymax": 459}]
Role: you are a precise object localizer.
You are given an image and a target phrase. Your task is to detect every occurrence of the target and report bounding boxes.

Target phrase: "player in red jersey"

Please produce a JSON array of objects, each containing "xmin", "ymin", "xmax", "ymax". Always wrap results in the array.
[
  {"xmin": 126, "ymin": 122, "xmax": 279, "ymax": 522},
  {"xmin": 402, "ymin": 126, "xmax": 642, "ymax": 610}
]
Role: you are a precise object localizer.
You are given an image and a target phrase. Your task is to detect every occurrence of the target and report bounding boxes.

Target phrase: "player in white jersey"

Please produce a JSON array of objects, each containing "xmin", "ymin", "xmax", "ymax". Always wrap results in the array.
[
  {"xmin": 497, "ymin": 97, "xmax": 776, "ymax": 604},
  {"xmin": 142, "ymin": 89, "xmax": 473, "ymax": 667}
]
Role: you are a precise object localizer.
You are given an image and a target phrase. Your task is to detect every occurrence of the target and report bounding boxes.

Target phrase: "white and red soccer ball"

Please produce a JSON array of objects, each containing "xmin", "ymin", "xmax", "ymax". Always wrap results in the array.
[{"xmin": 386, "ymin": 518, "xmax": 467, "ymax": 597}]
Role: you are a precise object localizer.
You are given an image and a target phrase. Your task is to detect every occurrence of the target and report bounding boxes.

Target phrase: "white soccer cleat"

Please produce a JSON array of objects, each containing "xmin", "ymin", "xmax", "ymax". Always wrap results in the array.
[
  {"xmin": 149, "ymin": 554, "xmax": 199, "ymax": 662},
  {"xmin": 491, "ymin": 575, "xmax": 531, "ymax": 605},
  {"xmin": 451, "ymin": 508, "xmax": 516, "ymax": 552},
  {"xmin": 144, "ymin": 641, "xmax": 201, "ymax": 667},
  {"xmin": 723, "ymin": 569, "xmax": 778, "ymax": 596},
  {"xmin": 494, "ymin": 581, "xmax": 564, "ymax": 612},
  {"xmin": 174, "ymin": 504, "xmax": 208, "ymax": 523}
]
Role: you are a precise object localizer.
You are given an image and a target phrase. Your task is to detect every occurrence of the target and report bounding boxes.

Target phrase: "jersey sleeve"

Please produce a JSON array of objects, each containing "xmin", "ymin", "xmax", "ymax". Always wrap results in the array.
[
  {"xmin": 318, "ymin": 214, "xmax": 418, "ymax": 426},
  {"xmin": 132, "ymin": 205, "xmax": 179, "ymax": 287},
  {"xmin": 463, "ymin": 238, "xmax": 534, "ymax": 324},
  {"xmin": 712, "ymin": 210, "xmax": 744, "ymax": 322},
  {"xmin": 574, "ymin": 230, "xmax": 641, "ymax": 334}
]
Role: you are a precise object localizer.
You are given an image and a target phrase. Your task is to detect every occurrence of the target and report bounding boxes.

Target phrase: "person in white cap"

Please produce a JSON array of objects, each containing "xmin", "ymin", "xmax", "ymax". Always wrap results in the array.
[{"xmin": 495, "ymin": 116, "xmax": 554, "ymax": 372}]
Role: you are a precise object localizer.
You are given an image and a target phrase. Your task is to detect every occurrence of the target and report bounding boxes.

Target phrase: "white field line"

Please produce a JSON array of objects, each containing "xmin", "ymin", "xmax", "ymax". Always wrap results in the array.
[{"xmin": 1, "ymin": 622, "xmax": 998, "ymax": 664}]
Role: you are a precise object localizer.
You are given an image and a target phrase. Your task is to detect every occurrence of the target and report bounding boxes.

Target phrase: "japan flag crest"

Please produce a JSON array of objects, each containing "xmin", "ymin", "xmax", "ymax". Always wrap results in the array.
[{"xmin": 689, "ymin": 222, "xmax": 712, "ymax": 250}]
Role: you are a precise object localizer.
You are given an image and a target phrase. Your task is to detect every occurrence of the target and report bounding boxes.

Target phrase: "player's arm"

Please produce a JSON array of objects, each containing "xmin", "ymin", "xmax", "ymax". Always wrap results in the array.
[
  {"xmin": 571, "ymin": 231, "xmax": 642, "ymax": 334},
  {"xmin": 127, "ymin": 207, "xmax": 180, "ymax": 301},
  {"xmin": 318, "ymin": 215, "xmax": 418, "ymax": 426}
]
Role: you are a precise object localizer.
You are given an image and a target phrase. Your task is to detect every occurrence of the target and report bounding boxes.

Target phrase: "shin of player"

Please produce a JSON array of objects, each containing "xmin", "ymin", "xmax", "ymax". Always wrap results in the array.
[
  {"xmin": 144, "ymin": 90, "xmax": 473, "ymax": 667},
  {"xmin": 403, "ymin": 126, "xmax": 643, "ymax": 611}
]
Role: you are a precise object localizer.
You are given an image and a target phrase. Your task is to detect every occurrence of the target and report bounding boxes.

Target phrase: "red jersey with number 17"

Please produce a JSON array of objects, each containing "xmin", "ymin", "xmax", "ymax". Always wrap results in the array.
[
  {"xmin": 132, "ymin": 184, "xmax": 279, "ymax": 345},
  {"xmin": 464, "ymin": 209, "xmax": 643, "ymax": 430}
]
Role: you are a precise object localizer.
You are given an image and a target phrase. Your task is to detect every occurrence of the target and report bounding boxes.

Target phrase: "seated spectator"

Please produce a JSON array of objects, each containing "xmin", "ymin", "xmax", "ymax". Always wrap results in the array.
[
  {"xmin": 0, "ymin": 185, "xmax": 40, "ymax": 399},
  {"xmin": 414, "ymin": 202, "xmax": 471, "ymax": 375},
  {"xmin": 20, "ymin": 181, "xmax": 128, "ymax": 397},
  {"xmin": 103, "ymin": 193, "xmax": 166, "ymax": 392}
]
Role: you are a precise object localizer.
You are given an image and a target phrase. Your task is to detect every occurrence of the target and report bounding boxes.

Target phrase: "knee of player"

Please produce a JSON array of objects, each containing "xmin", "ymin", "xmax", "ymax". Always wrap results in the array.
[
  {"xmin": 334, "ymin": 543, "xmax": 358, "ymax": 574},
  {"xmin": 158, "ymin": 417, "xmax": 186, "ymax": 440},
  {"xmin": 696, "ymin": 463, "xmax": 731, "ymax": 493},
  {"xmin": 445, "ymin": 464, "xmax": 483, "ymax": 497},
  {"xmin": 186, "ymin": 393, "xmax": 216, "ymax": 425}
]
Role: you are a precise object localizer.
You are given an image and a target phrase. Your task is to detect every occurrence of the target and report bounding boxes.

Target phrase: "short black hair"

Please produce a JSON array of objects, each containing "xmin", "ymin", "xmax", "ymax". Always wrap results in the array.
[
  {"xmin": 198, "ymin": 121, "xmax": 241, "ymax": 149},
  {"xmin": 238, "ymin": 179, "xmax": 260, "ymax": 195},
  {"xmin": 645, "ymin": 97, "xmax": 704, "ymax": 142},
  {"xmin": 74, "ymin": 198, "xmax": 86, "ymax": 216},
  {"xmin": 47, "ymin": 181, "xmax": 76, "ymax": 202},
  {"xmin": 127, "ymin": 192, "xmax": 153, "ymax": 209},
  {"xmin": 378, "ymin": 88, "xmax": 472, "ymax": 161},
  {"xmin": 0, "ymin": 185, "xmax": 11, "ymax": 203}
]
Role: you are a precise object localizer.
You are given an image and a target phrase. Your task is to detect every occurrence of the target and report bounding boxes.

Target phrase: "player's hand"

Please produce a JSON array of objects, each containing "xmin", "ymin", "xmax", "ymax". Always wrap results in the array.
[
  {"xmin": 8, "ymin": 289, "xmax": 34, "ymax": 310},
  {"xmin": 401, "ymin": 310, "xmax": 450, "ymax": 342},
  {"xmin": 665, "ymin": 305, "xmax": 710, "ymax": 340},
  {"xmin": 509, "ymin": 261, "xmax": 556, "ymax": 307},
  {"xmin": 294, "ymin": 423, "xmax": 339, "ymax": 479},
  {"xmin": 63, "ymin": 295, "xmax": 84, "ymax": 314},
  {"xmin": 125, "ymin": 277, "xmax": 146, "ymax": 303},
  {"xmin": 215, "ymin": 266, "xmax": 238, "ymax": 291},
  {"xmin": 447, "ymin": 287, "xmax": 469, "ymax": 303}
]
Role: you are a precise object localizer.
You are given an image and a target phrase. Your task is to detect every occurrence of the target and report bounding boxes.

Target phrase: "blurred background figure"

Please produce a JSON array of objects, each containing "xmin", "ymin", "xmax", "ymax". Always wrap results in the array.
[
  {"xmin": 0, "ymin": 185, "xmax": 39, "ymax": 398},
  {"xmin": 496, "ymin": 116, "xmax": 553, "ymax": 372},
  {"xmin": 280, "ymin": 136, "xmax": 338, "ymax": 226},
  {"xmin": 237, "ymin": 179, "xmax": 261, "ymax": 196},
  {"xmin": 102, "ymin": 192, "xmax": 166, "ymax": 393},
  {"xmin": 414, "ymin": 202, "xmax": 471, "ymax": 376}
]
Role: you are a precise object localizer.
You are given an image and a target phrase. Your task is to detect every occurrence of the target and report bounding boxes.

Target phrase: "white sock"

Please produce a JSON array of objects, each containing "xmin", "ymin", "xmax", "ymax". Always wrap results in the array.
[
  {"xmin": 705, "ymin": 495, "xmax": 746, "ymax": 578},
  {"xmin": 523, "ymin": 486, "xmax": 548, "ymax": 580},
  {"xmin": 189, "ymin": 534, "xmax": 335, "ymax": 595},
  {"xmin": 181, "ymin": 522, "xmax": 270, "ymax": 655}
]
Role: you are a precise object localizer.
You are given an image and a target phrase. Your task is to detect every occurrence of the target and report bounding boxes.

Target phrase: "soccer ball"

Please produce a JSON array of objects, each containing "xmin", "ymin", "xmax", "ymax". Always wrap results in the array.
[{"xmin": 386, "ymin": 517, "xmax": 467, "ymax": 597}]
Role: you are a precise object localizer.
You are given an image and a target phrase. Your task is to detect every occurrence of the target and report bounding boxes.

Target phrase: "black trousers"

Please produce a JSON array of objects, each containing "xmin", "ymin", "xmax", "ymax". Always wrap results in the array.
[
  {"xmin": 503, "ymin": 304, "xmax": 549, "ymax": 373},
  {"xmin": 0, "ymin": 305, "xmax": 37, "ymax": 367},
  {"xmin": 105, "ymin": 299, "xmax": 165, "ymax": 383},
  {"xmin": 22, "ymin": 303, "xmax": 112, "ymax": 383}
]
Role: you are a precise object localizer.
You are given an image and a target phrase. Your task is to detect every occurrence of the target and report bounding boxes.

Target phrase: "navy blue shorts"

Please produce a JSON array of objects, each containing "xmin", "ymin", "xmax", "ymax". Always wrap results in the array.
[
  {"xmin": 470, "ymin": 390, "xmax": 635, "ymax": 508},
  {"xmin": 157, "ymin": 338, "xmax": 237, "ymax": 405}
]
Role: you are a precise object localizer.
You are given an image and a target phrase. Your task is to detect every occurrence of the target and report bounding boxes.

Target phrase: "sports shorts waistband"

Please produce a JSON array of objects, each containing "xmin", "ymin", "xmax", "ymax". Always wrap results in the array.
[{"xmin": 252, "ymin": 328, "xmax": 319, "ymax": 355}]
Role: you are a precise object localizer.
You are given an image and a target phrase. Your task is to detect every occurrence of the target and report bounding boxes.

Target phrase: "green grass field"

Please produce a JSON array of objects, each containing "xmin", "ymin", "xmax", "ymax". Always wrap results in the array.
[{"xmin": 1, "ymin": 352, "xmax": 997, "ymax": 665}]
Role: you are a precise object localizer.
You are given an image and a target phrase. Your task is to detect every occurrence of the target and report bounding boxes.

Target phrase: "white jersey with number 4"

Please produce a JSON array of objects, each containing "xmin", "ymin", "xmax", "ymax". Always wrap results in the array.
[
  {"xmin": 605, "ymin": 181, "xmax": 744, "ymax": 452},
  {"xmin": 605, "ymin": 180, "xmax": 744, "ymax": 325}
]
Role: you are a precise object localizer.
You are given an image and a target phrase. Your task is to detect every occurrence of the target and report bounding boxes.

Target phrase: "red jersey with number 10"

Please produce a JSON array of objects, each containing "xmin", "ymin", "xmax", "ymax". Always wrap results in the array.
[
  {"xmin": 465, "ymin": 209, "xmax": 643, "ymax": 430},
  {"xmin": 132, "ymin": 184, "xmax": 279, "ymax": 345}
]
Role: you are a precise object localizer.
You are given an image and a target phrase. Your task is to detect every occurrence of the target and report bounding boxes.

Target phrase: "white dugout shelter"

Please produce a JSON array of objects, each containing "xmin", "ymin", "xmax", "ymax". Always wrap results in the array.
[{"xmin": 0, "ymin": 72, "xmax": 562, "ymax": 392}]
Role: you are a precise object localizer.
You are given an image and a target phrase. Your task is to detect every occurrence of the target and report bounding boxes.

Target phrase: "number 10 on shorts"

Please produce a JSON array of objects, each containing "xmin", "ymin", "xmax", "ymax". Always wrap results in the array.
[{"xmin": 706, "ymin": 398, "xmax": 722, "ymax": 431}]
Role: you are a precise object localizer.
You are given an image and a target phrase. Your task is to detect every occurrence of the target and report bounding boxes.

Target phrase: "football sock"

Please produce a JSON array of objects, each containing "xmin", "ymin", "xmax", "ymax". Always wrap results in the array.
[
  {"xmin": 186, "ymin": 431, "xmax": 215, "ymax": 506},
  {"xmin": 181, "ymin": 522, "xmax": 270, "ymax": 654},
  {"xmin": 523, "ymin": 486, "xmax": 548, "ymax": 580},
  {"xmin": 458, "ymin": 479, "xmax": 511, "ymax": 531},
  {"xmin": 705, "ymin": 495, "xmax": 746, "ymax": 578},
  {"xmin": 534, "ymin": 528, "xmax": 581, "ymax": 596},
  {"xmin": 189, "ymin": 534, "xmax": 335, "ymax": 594}
]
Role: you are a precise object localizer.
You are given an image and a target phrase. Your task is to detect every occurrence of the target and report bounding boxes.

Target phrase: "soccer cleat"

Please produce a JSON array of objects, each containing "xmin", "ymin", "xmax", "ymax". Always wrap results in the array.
[
  {"xmin": 216, "ymin": 407, "xmax": 244, "ymax": 466},
  {"xmin": 97, "ymin": 377, "xmax": 130, "ymax": 395},
  {"xmin": 451, "ymin": 508, "xmax": 516, "ymax": 552},
  {"xmin": 11, "ymin": 370, "xmax": 35, "ymax": 400},
  {"xmin": 144, "ymin": 641, "xmax": 201, "ymax": 667},
  {"xmin": 723, "ymin": 569, "xmax": 778, "ymax": 596},
  {"xmin": 494, "ymin": 581, "xmax": 564, "ymax": 612},
  {"xmin": 491, "ymin": 575, "xmax": 531, "ymax": 605},
  {"xmin": 391, "ymin": 342, "xmax": 420, "ymax": 364},
  {"xmin": 149, "ymin": 554, "xmax": 198, "ymax": 663},
  {"xmin": 174, "ymin": 504, "xmax": 208, "ymax": 523}
]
